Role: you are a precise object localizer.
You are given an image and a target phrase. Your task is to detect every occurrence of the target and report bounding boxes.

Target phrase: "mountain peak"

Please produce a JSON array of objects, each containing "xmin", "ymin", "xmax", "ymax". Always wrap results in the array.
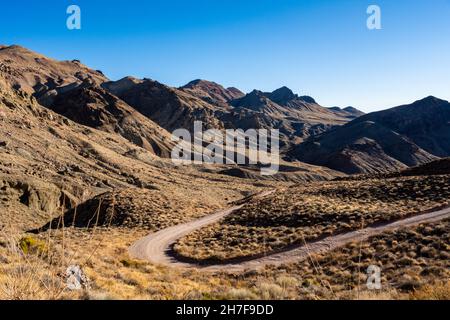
[
  {"xmin": 415, "ymin": 95, "xmax": 448, "ymax": 105},
  {"xmin": 102, "ymin": 76, "xmax": 143, "ymax": 96},
  {"xmin": 181, "ymin": 79, "xmax": 244, "ymax": 104},
  {"xmin": 269, "ymin": 86, "xmax": 296, "ymax": 104},
  {"xmin": 227, "ymin": 87, "xmax": 245, "ymax": 98},
  {"xmin": 182, "ymin": 79, "xmax": 211, "ymax": 87},
  {"xmin": 343, "ymin": 106, "xmax": 358, "ymax": 112},
  {"xmin": 298, "ymin": 96, "xmax": 316, "ymax": 104}
]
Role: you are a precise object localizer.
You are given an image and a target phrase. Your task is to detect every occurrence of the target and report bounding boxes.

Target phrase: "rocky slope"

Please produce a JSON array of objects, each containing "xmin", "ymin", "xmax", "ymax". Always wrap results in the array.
[
  {"xmin": 106, "ymin": 78, "xmax": 356, "ymax": 151},
  {"xmin": 104, "ymin": 78, "xmax": 226, "ymax": 132},
  {"xmin": 290, "ymin": 97, "xmax": 449, "ymax": 174},
  {"xmin": 0, "ymin": 45, "xmax": 107, "ymax": 95},
  {"xmin": 0, "ymin": 45, "xmax": 179, "ymax": 157},
  {"xmin": 229, "ymin": 87, "xmax": 354, "ymax": 143},
  {"xmin": 180, "ymin": 79, "xmax": 244, "ymax": 107},
  {"xmin": 351, "ymin": 96, "xmax": 450, "ymax": 157},
  {"xmin": 0, "ymin": 45, "xmax": 348, "ymax": 231},
  {"xmin": 40, "ymin": 83, "xmax": 177, "ymax": 157}
]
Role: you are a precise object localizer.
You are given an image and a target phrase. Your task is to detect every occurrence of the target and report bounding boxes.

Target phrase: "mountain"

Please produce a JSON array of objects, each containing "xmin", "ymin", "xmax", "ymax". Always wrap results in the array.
[
  {"xmin": 290, "ymin": 97, "xmax": 449, "ymax": 174},
  {"xmin": 290, "ymin": 120, "xmax": 436, "ymax": 174},
  {"xmin": 351, "ymin": 96, "xmax": 450, "ymax": 157},
  {"xmin": 104, "ymin": 78, "xmax": 226, "ymax": 132},
  {"xmin": 328, "ymin": 106, "xmax": 365, "ymax": 119},
  {"xmin": 232, "ymin": 86, "xmax": 351, "ymax": 125},
  {"xmin": 229, "ymin": 87, "xmax": 352, "ymax": 146},
  {"xmin": 40, "ymin": 83, "xmax": 177, "ymax": 157},
  {"xmin": 105, "ymin": 77, "xmax": 355, "ymax": 150},
  {"xmin": 0, "ymin": 45, "xmax": 354, "ymax": 162},
  {"xmin": 0, "ymin": 45, "xmax": 107, "ymax": 95},
  {"xmin": 180, "ymin": 79, "xmax": 244, "ymax": 107}
]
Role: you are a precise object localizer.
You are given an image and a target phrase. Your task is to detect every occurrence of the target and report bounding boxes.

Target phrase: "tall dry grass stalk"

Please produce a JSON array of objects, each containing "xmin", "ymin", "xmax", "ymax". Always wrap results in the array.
[{"xmin": 0, "ymin": 192, "xmax": 116, "ymax": 300}]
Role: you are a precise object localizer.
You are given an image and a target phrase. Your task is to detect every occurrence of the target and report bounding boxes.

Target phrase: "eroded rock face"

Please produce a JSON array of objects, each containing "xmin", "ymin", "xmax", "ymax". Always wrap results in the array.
[{"xmin": 0, "ymin": 177, "xmax": 75, "ymax": 214}]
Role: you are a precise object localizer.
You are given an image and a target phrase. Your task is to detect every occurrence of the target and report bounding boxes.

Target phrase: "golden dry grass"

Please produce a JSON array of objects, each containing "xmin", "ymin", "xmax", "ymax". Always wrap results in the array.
[
  {"xmin": 174, "ymin": 175, "xmax": 450, "ymax": 261},
  {"xmin": 2, "ymin": 217, "xmax": 447, "ymax": 300}
]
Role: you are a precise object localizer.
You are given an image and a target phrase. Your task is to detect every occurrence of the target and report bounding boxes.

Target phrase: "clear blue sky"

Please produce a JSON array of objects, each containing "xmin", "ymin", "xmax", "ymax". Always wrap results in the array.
[{"xmin": 1, "ymin": 0, "xmax": 449, "ymax": 112}]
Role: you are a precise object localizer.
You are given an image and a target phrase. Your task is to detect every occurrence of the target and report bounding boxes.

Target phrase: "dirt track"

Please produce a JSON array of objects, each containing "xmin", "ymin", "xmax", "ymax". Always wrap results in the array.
[{"xmin": 129, "ymin": 195, "xmax": 450, "ymax": 273}]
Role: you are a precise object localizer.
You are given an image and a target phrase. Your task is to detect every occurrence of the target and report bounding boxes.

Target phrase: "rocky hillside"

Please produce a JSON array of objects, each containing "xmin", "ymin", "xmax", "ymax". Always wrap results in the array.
[
  {"xmin": 229, "ymin": 87, "xmax": 355, "ymax": 145},
  {"xmin": 40, "ymin": 83, "xmax": 177, "ymax": 157},
  {"xmin": 104, "ymin": 79, "xmax": 358, "ymax": 149},
  {"xmin": 290, "ymin": 97, "xmax": 450, "ymax": 174},
  {"xmin": 0, "ymin": 45, "xmax": 107, "ymax": 95},
  {"xmin": 0, "ymin": 45, "xmax": 349, "ymax": 231},
  {"xmin": 104, "ymin": 78, "xmax": 226, "ymax": 132},
  {"xmin": 180, "ymin": 79, "xmax": 244, "ymax": 107},
  {"xmin": 351, "ymin": 96, "xmax": 450, "ymax": 157}
]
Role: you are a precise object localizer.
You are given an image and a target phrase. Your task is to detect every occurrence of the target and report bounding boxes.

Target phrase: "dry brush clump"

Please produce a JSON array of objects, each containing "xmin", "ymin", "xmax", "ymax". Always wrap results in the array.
[
  {"xmin": 3, "ymin": 216, "xmax": 446, "ymax": 300},
  {"xmin": 260, "ymin": 219, "xmax": 450, "ymax": 299},
  {"xmin": 174, "ymin": 175, "xmax": 450, "ymax": 261},
  {"xmin": 37, "ymin": 187, "xmax": 222, "ymax": 232},
  {"xmin": 0, "ymin": 229, "xmax": 81, "ymax": 300},
  {"xmin": 0, "ymin": 193, "xmax": 119, "ymax": 300},
  {"xmin": 67, "ymin": 220, "xmax": 449, "ymax": 300}
]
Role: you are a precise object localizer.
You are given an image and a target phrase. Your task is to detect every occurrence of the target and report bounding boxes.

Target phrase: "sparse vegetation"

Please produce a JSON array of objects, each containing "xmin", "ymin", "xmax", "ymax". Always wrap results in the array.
[
  {"xmin": 1, "ymin": 44, "xmax": 449, "ymax": 301},
  {"xmin": 1, "ymin": 206, "xmax": 448, "ymax": 300},
  {"xmin": 18, "ymin": 235, "xmax": 47, "ymax": 255},
  {"xmin": 175, "ymin": 175, "xmax": 450, "ymax": 261}
]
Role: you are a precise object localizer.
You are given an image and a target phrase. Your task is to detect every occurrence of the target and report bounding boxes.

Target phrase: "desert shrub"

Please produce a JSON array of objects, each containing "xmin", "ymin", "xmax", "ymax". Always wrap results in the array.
[
  {"xmin": 410, "ymin": 281, "xmax": 450, "ymax": 300},
  {"xmin": 18, "ymin": 236, "xmax": 47, "ymax": 255}
]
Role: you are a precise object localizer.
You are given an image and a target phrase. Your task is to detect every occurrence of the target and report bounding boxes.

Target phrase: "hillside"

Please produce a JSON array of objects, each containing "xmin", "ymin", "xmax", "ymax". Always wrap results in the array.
[
  {"xmin": 104, "ymin": 78, "xmax": 226, "ymax": 132},
  {"xmin": 290, "ymin": 97, "xmax": 449, "ymax": 174},
  {"xmin": 0, "ymin": 45, "xmax": 349, "ymax": 231},
  {"xmin": 180, "ymin": 79, "xmax": 244, "ymax": 107},
  {"xmin": 352, "ymin": 96, "xmax": 450, "ymax": 157},
  {"xmin": 0, "ymin": 45, "xmax": 107, "ymax": 95},
  {"xmin": 40, "ymin": 83, "xmax": 177, "ymax": 157}
]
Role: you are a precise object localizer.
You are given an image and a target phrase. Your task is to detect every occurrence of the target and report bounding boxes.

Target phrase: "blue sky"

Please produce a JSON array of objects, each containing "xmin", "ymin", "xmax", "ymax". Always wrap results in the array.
[{"xmin": 1, "ymin": 0, "xmax": 449, "ymax": 112}]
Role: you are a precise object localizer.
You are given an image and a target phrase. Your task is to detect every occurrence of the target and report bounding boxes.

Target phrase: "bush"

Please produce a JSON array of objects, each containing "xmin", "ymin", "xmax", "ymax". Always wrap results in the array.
[{"xmin": 18, "ymin": 236, "xmax": 47, "ymax": 255}]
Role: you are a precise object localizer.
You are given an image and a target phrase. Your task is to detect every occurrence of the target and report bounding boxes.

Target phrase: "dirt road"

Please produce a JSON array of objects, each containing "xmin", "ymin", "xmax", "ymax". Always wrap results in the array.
[{"xmin": 129, "ymin": 196, "xmax": 450, "ymax": 272}]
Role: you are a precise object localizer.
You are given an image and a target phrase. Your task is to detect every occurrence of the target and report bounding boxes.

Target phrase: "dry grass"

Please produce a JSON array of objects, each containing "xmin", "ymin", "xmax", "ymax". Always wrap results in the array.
[
  {"xmin": 267, "ymin": 219, "xmax": 450, "ymax": 298},
  {"xmin": 174, "ymin": 175, "xmax": 450, "ymax": 261},
  {"xmin": 2, "ymin": 217, "xmax": 447, "ymax": 300},
  {"xmin": 0, "ymin": 230, "xmax": 78, "ymax": 300}
]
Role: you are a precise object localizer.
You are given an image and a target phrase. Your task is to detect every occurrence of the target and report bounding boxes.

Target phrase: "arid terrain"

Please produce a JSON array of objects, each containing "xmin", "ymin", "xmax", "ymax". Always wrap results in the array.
[
  {"xmin": 0, "ymin": 45, "xmax": 449, "ymax": 300},
  {"xmin": 174, "ymin": 174, "xmax": 450, "ymax": 261}
]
